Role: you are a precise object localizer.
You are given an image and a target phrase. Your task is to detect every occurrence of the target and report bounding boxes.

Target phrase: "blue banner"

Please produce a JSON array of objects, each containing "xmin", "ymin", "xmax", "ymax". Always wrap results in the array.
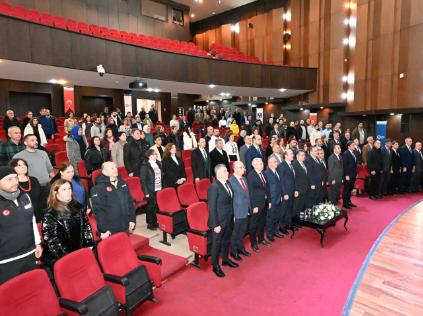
[{"xmin": 376, "ymin": 121, "xmax": 387, "ymax": 146}]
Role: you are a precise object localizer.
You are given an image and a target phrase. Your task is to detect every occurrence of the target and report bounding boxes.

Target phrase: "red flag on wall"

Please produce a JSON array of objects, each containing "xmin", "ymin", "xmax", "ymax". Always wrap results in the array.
[
  {"xmin": 63, "ymin": 87, "xmax": 75, "ymax": 113},
  {"xmin": 310, "ymin": 113, "xmax": 317, "ymax": 124}
]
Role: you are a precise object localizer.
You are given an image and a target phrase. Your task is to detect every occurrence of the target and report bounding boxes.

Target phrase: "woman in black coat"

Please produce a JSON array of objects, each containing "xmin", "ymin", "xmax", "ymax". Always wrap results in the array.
[
  {"xmin": 162, "ymin": 143, "xmax": 186, "ymax": 188},
  {"xmin": 41, "ymin": 179, "xmax": 94, "ymax": 267},
  {"xmin": 140, "ymin": 149, "xmax": 163, "ymax": 230},
  {"xmin": 84, "ymin": 136, "xmax": 110, "ymax": 174}
]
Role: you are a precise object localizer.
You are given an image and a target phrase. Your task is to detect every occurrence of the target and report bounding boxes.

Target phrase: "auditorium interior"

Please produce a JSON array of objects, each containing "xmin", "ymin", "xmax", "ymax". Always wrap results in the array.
[{"xmin": 0, "ymin": 0, "xmax": 422, "ymax": 315}]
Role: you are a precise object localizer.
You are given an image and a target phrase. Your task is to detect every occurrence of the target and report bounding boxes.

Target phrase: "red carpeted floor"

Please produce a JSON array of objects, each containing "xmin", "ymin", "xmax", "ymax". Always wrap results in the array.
[{"xmin": 134, "ymin": 194, "xmax": 423, "ymax": 316}]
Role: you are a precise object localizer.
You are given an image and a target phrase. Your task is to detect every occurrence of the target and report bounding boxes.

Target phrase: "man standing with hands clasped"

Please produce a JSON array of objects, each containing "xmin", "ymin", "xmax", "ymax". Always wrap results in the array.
[
  {"xmin": 328, "ymin": 144, "xmax": 344, "ymax": 205},
  {"xmin": 208, "ymin": 164, "xmax": 237, "ymax": 278}
]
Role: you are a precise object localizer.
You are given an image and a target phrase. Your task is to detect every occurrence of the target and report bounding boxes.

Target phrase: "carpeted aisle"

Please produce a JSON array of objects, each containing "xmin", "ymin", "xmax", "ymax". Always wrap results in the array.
[{"xmin": 134, "ymin": 194, "xmax": 423, "ymax": 316}]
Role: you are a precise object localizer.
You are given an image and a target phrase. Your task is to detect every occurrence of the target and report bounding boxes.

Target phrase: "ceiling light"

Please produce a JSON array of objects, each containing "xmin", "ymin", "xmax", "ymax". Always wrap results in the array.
[
  {"xmin": 191, "ymin": 13, "xmax": 195, "ymax": 18},
  {"xmin": 344, "ymin": 58, "xmax": 348, "ymax": 62},
  {"xmin": 399, "ymin": 73, "xmax": 405, "ymax": 79},
  {"xmin": 49, "ymin": 79, "xmax": 67, "ymax": 85},
  {"xmin": 279, "ymin": 88, "xmax": 287, "ymax": 92},
  {"xmin": 49, "ymin": 79, "xmax": 58, "ymax": 84},
  {"xmin": 300, "ymin": 108, "xmax": 304, "ymax": 111},
  {"xmin": 208, "ymin": 84, "xmax": 216, "ymax": 89},
  {"xmin": 362, "ymin": 114, "xmax": 367, "ymax": 117},
  {"xmin": 265, "ymin": 102, "xmax": 269, "ymax": 105},
  {"xmin": 341, "ymin": 92, "xmax": 348, "ymax": 100},
  {"xmin": 320, "ymin": 106, "xmax": 324, "ymax": 109},
  {"xmin": 212, "ymin": 12, "xmax": 216, "ymax": 15},
  {"xmin": 390, "ymin": 112, "xmax": 395, "ymax": 116}
]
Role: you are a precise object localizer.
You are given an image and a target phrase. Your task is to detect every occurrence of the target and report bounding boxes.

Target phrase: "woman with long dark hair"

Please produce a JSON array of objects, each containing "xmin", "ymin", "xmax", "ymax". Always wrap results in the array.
[
  {"xmin": 50, "ymin": 162, "xmax": 86, "ymax": 206},
  {"xmin": 23, "ymin": 117, "xmax": 48, "ymax": 148},
  {"xmin": 162, "ymin": 143, "xmax": 186, "ymax": 188},
  {"xmin": 102, "ymin": 127, "xmax": 115, "ymax": 152},
  {"xmin": 41, "ymin": 179, "xmax": 94, "ymax": 267},
  {"xmin": 84, "ymin": 136, "xmax": 109, "ymax": 174}
]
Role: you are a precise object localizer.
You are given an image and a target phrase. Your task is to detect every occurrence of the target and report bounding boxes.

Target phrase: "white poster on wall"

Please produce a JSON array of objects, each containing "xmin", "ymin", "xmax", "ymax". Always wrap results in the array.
[
  {"xmin": 256, "ymin": 108, "xmax": 264, "ymax": 122},
  {"xmin": 124, "ymin": 94, "xmax": 132, "ymax": 115}
]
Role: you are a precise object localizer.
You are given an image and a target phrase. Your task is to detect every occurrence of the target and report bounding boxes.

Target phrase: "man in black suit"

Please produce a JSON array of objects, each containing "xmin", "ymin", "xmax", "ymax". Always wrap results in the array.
[
  {"xmin": 342, "ymin": 141, "xmax": 357, "ymax": 209},
  {"xmin": 277, "ymin": 149, "xmax": 298, "ymax": 233},
  {"xmin": 367, "ymin": 139, "xmax": 383, "ymax": 200},
  {"xmin": 411, "ymin": 142, "xmax": 423, "ymax": 192},
  {"xmin": 318, "ymin": 149, "xmax": 328, "ymax": 202},
  {"xmin": 247, "ymin": 158, "xmax": 272, "ymax": 252},
  {"xmin": 293, "ymin": 150, "xmax": 309, "ymax": 217},
  {"xmin": 245, "ymin": 135, "xmax": 264, "ymax": 173},
  {"xmin": 381, "ymin": 139, "xmax": 392, "ymax": 196},
  {"xmin": 353, "ymin": 138, "xmax": 363, "ymax": 164},
  {"xmin": 191, "ymin": 138, "xmax": 211, "ymax": 182},
  {"xmin": 389, "ymin": 140, "xmax": 401, "ymax": 194},
  {"xmin": 208, "ymin": 164, "xmax": 238, "ymax": 278},
  {"xmin": 305, "ymin": 146, "xmax": 325, "ymax": 208},
  {"xmin": 399, "ymin": 137, "xmax": 415, "ymax": 193},
  {"xmin": 210, "ymin": 139, "xmax": 230, "ymax": 177},
  {"xmin": 328, "ymin": 144, "xmax": 343, "ymax": 205},
  {"xmin": 123, "ymin": 129, "xmax": 150, "ymax": 177}
]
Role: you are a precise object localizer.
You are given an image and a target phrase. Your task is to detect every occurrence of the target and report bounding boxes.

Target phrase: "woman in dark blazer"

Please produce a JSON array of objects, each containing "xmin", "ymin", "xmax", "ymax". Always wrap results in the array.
[{"xmin": 162, "ymin": 143, "xmax": 186, "ymax": 188}]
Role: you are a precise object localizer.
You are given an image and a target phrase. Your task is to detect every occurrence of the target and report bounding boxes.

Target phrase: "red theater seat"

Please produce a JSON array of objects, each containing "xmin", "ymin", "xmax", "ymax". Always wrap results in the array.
[
  {"xmin": 0, "ymin": 269, "xmax": 63, "ymax": 315},
  {"xmin": 45, "ymin": 143, "xmax": 60, "ymax": 153},
  {"xmin": 186, "ymin": 201, "xmax": 210, "ymax": 268},
  {"xmin": 117, "ymin": 166, "xmax": 129, "ymax": 178},
  {"xmin": 185, "ymin": 167, "xmax": 193, "ymax": 183},
  {"xmin": 156, "ymin": 188, "xmax": 188, "ymax": 246},
  {"xmin": 10, "ymin": 5, "xmax": 26, "ymax": 19},
  {"xmin": 177, "ymin": 182, "xmax": 199, "ymax": 208},
  {"xmin": 195, "ymin": 178, "xmax": 211, "ymax": 201},
  {"xmin": 0, "ymin": 2, "xmax": 12, "ymax": 15},
  {"xmin": 99, "ymin": 26, "xmax": 110, "ymax": 38},
  {"xmin": 54, "ymin": 248, "xmax": 119, "ymax": 316},
  {"xmin": 66, "ymin": 19, "xmax": 78, "ymax": 32},
  {"xmin": 25, "ymin": 9, "xmax": 40, "ymax": 23},
  {"xmin": 89, "ymin": 24, "xmax": 101, "ymax": 37},
  {"xmin": 54, "ymin": 150, "xmax": 68, "ymax": 166},
  {"xmin": 53, "ymin": 16, "xmax": 66, "ymax": 29},
  {"xmin": 126, "ymin": 176, "xmax": 147, "ymax": 209},
  {"xmin": 97, "ymin": 233, "xmax": 158, "ymax": 313},
  {"xmin": 109, "ymin": 29, "xmax": 121, "ymax": 41},
  {"xmin": 91, "ymin": 169, "xmax": 103, "ymax": 185},
  {"xmin": 77, "ymin": 21, "xmax": 90, "ymax": 34}
]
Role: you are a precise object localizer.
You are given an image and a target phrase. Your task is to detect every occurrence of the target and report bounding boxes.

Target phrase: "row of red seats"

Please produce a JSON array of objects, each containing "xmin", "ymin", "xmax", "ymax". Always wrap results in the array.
[
  {"xmin": 210, "ymin": 43, "xmax": 280, "ymax": 65},
  {"xmin": 0, "ymin": 2, "xmax": 209, "ymax": 57},
  {"xmin": 0, "ymin": 233, "xmax": 159, "ymax": 315}
]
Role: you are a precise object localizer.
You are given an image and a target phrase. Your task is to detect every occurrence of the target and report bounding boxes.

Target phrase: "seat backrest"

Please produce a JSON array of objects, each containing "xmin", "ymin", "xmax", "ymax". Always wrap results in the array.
[
  {"xmin": 88, "ymin": 214, "xmax": 100, "ymax": 241},
  {"xmin": 54, "ymin": 248, "xmax": 106, "ymax": 302},
  {"xmin": 54, "ymin": 150, "xmax": 68, "ymax": 166},
  {"xmin": 117, "ymin": 166, "xmax": 129, "ymax": 178},
  {"xmin": 126, "ymin": 176, "xmax": 146, "ymax": 202},
  {"xmin": 77, "ymin": 160, "xmax": 88, "ymax": 177},
  {"xmin": 177, "ymin": 183, "xmax": 199, "ymax": 206},
  {"xmin": 182, "ymin": 149, "xmax": 193, "ymax": 160},
  {"xmin": 186, "ymin": 201, "xmax": 209, "ymax": 231},
  {"xmin": 195, "ymin": 178, "xmax": 211, "ymax": 200},
  {"xmin": 185, "ymin": 167, "xmax": 193, "ymax": 183},
  {"xmin": 0, "ymin": 269, "xmax": 62, "ymax": 315},
  {"xmin": 45, "ymin": 143, "xmax": 60, "ymax": 153},
  {"xmin": 97, "ymin": 233, "xmax": 140, "ymax": 276},
  {"xmin": 91, "ymin": 169, "xmax": 103, "ymax": 185},
  {"xmin": 157, "ymin": 187, "xmax": 181, "ymax": 212}
]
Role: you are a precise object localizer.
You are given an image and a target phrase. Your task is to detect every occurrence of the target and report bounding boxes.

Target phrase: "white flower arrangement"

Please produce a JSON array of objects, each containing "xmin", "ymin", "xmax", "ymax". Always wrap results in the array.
[{"xmin": 302, "ymin": 202, "xmax": 341, "ymax": 222}]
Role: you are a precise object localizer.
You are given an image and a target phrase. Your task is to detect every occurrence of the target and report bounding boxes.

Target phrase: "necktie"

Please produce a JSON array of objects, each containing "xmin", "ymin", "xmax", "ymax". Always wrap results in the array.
[
  {"xmin": 274, "ymin": 170, "xmax": 280, "ymax": 180},
  {"xmin": 202, "ymin": 149, "xmax": 207, "ymax": 161},
  {"xmin": 301, "ymin": 162, "xmax": 307, "ymax": 174},
  {"xmin": 289, "ymin": 163, "xmax": 295, "ymax": 176},
  {"xmin": 259, "ymin": 173, "xmax": 266, "ymax": 186},
  {"xmin": 351, "ymin": 151, "xmax": 356, "ymax": 162},
  {"xmin": 224, "ymin": 182, "xmax": 232, "ymax": 197},
  {"xmin": 239, "ymin": 177, "xmax": 247, "ymax": 193},
  {"xmin": 257, "ymin": 147, "xmax": 262, "ymax": 157}
]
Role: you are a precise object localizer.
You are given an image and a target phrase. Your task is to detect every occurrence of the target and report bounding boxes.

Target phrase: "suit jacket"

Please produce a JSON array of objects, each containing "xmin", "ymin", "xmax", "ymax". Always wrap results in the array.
[
  {"xmin": 362, "ymin": 144, "xmax": 372, "ymax": 164},
  {"xmin": 328, "ymin": 153, "xmax": 343, "ymax": 182},
  {"xmin": 207, "ymin": 181, "xmax": 234, "ymax": 228},
  {"xmin": 292, "ymin": 160, "xmax": 309, "ymax": 195},
  {"xmin": 342, "ymin": 150, "xmax": 357, "ymax": 179},
  {"xmin": 209, "ymin": 148, "xmax": 230, "ymax": 176},
  {"xmin": 367, "ymin": 148, "xmax": 383, "ymax": 172},
  {"xmin": 413, "ymin": 149, "xmax": 423, "ymax": 172},
  {"xmin": 354, "ymin": 147, "xmax": 363, "ymax": 164},
  {"xmin": 319, "ymin": 159, "xmax": 328, "ymax": 182},
  {"xmin": 286, "ymin": 126, "xmax": 299, "ymax": 140},
  {"xmin": 264, "ymin": 168, "xmax": 283, "ymax": 206},
  {"xmin": 305, "ymin": 156, "xmax": 324, "ymax": 187},
  {"xmin": 247, "ymin": 170, "xmax": 270, "ymax": 210},
  {"xmin": 270, "ymin": 128, "xmax": 282, "ymax": 138},
  {"xmin": 191, "ymin": 148, "xmax": 211, "ymax": 180},
  {"xmin": 239, "ymin": 144, "xmax": 250, "ymax": 166},
  {"xmin": 245, "ymin": 145, "xmax": 265, "ymax": 173},
  {"xmin": 228, "ymin": 176, "xmax": 250, "ymax": 219},
  {"xmin": 328, "ymin": 139, "xmax": 342, "ymax": 153},
  {"xmin": 398, "ymin": 145, "xmax": 415, "ymax": 169},
  {"xmin": 277, "ymin": 161, "xmax": 296, "ymax": 196},
  {"xmin": 296, "ymin": 124, "xmax": 309, "ymax": 140},
  {"xmin": 381, "ymin": 147, "xmax": 392, "ymax": 172},
  {"xmin": 162, "ymin": 156, "xmax": 186, "ymax": 188},
  {"xmin": 391, "ymin": 149, "xmax": 401, "ymax": 173}
]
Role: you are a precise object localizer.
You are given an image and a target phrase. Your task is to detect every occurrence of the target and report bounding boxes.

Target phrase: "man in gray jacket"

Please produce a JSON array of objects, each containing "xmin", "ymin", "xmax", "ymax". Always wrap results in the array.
[{"xmin": 328, "ymin": 144, "xmax": 344, "ymax": 204}]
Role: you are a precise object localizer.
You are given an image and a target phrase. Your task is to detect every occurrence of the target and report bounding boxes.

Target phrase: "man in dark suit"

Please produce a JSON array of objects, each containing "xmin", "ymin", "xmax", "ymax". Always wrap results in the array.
[
  {"xmin": 318, "ymin": 149, "xmax": 328, "ymax": 202},
  {"xmin": 293, "ymin": 150, "xmax": 309, "ymax": 218},
  {"xmin": 277, "ymin": 149, "xmax": 298, "ymax": 234},
  {"xmin": 208, "ymin": 164, "xmax": 238, "ymax": 278},
  {"xmin": 353, "ymin": 138, "xmax": 363, "ymax": 164},
  {"xmin": 210, "ymin": 139, "xmax": 230, "ymax": 177},
  {"xmin": 191, "ymin": 138, "xmax": 211, "ymax": 182},
  {"xmin": 245, "ymin": 135, "xmax": 264, "ymax": 173},
  {"xmin": 342, "ymin": 141, "xmax": 357, "ymax": 209},
  {"xmin": 381, "ymin": 139, "xmax": 392, "ymax": 196},
  {"xmin": 264, "ymin": 155, "xmax": 284, "ymax": 241},
  {"xmin": 367, "ymin": 139, "xmax": 383, "ymax": 200},
  {"xmin": 296, "ymin": 119, "xmax": 309, "ymax": 143},
  {"xmin": 228, "ymin": 161, "xmax": 251, "ymax": 260},
  {"xmin": 305, "ymin": 146, "xmax": 325, "ymax": 208},
  {"xmin": 247, "ymin": 158, "xmax": 272, "ymax": 252},
  {"xmin": 269, "ymin": 123, "xmax": 282, "ymax": 138},
  {"xmin": 328, "ymin": 131, "xmax": 342, "ymax": 154},
  {"xmin": 389, "ymin": 140, "xmax": 401, "ymax": 194},
  {"xmin": 328, "ymin": 144, "xmax": 343, "ymax": 205},
  {"xmin": 411, "ymin": 142, "xmax": 423, "ymax": 192},
  {"xmin": 399, "ymin": 137, "xmax": 415, "ymax": 193}
]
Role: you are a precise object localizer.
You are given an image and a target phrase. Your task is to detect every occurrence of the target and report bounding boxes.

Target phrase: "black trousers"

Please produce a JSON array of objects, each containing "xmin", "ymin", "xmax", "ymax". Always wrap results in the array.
[
  {"xmin": 211, "ymin": 221, "xmax": 233, "ymax": 266},
  {"xmin": 230, "ymin": 217, "xmax": 248, "ymax": 253},
  {"xmin": 146, "ymin": 192, "xmax": 158, "ymax": 227},
  {"xmin": 0, "ymin": 254, "xmax": 38, "ymax": 285},
  {"xmin": 266, "ymin": 203, "xmax": 281, "ymax": 237},
  {"xmin": 369, "ymin": 172, "xmax": 381, "ymax": 197},
  {"xmin": 342, "ymin": 178, "xmax": 356, "ymax": 205},
  {"xmin": 381, "ymin": 171, "xmax": 391, "ymax": 195},
  {"xmin": 293, "ymin": 192, "xmax": 307, "ymax": 217},
  {"xmin": 318, "ymin": 184, "xmax": 327, "ymax": 203},
  {"xmin": 280, "ymin": 197, "xmax": 294, "ymax": 227},
  {"xmin": 249, "ymin": 206, "xmax": 267, "ymax": 246},
  {"xmin": 306, "ymin": 187, "xmax": 319, "ymax": 209},
  {"xmin": 400, "ymin": 170, "xmax": 412, "ymax": 192},
  {"xmin": 328, "ymin": 181, "xmax": 341, "ymax": 205},
  {"xmin": 411, "ymin": 170, "xmax": 423, "ymax": 191},
  {"xmin": 389, "ymin": 171, "xmax": 400, "ymax": 193}
]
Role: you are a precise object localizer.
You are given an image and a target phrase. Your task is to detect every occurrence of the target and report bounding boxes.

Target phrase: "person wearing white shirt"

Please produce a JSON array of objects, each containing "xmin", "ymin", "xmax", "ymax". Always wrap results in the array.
[
  {"xmin": 224, "ymin": 134, "xmax": 240, "ymax": 161},
  {"xmin": 169, "ymin": 114, "xmax": 180, "ymax": 131},
  {"xmin": 219, "ymin": 118, "xmax": 227, "ymax": 128},
  {"xmin": 209, "ymin": 128, "xmax": 225, "ymax": 152},
  {"xmin": 183, "ymin": 126, "xmax": 197, "ymax": 150},
  {"xmin": 310, "ymin": 126, "xmax": 322, "ymax": 146}
]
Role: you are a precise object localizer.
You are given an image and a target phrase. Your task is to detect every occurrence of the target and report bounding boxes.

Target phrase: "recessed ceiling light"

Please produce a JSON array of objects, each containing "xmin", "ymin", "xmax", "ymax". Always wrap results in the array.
[
  {"xmin": 265, "ymin": 102, "xmax": 269, "ymax": 105},
  {"xmin": 390, "ymin": 112, "xmax": 395, "ymax": 116},
  {"xmin": 399, "ymin": 73, "xmax": 405, "ymax": 79},
  {"xmin": 212, "ymin": 12, "xmax": 216, "ymax": 15},
  {"xmin": 279, "ymin": 88, "xmax": 286, "ymax": 92},
  {"xmin": 191, "ymin": 13, "xmax": 195, "ymax": 18},
  {"xmin": 300, "ymin": 108, "xmax": 304, "ymax": 111},
  {"xmin": 320, "ymin": 106, "xmax": 324, "ymax": 109},
  {"xmin": 208, "ymin": 84, "xmax": 216, "ymax": 89}
]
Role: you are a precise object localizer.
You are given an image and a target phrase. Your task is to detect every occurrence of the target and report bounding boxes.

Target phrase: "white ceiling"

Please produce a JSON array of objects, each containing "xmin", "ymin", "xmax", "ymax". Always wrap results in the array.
[
  {"xmin": 0, "ymin": 59, "xmax": 310, "ymax": 100},
  {"xmin": 180, "ymin": 0, "xmax": 257, "ymax": 22}
]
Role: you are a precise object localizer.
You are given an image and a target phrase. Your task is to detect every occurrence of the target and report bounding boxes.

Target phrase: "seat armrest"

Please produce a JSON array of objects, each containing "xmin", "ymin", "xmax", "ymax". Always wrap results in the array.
[
  {"xmin": 188, "ymin": 228, "xmax": 209, "ymax": 237},
  {"xmin": 157, "ymin": 209, "xmax": 185, "ymax": 217},
  {"xmin": 103, "ymin": 273, "xmax": 129, "ymax": 286},
  {"xmin": 138, "ymin": 255, "xmax": 162, "ymax": 265},
  {"xmin": 59, "ymin": 298, "xmax": 88, "ymax": 314}
]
